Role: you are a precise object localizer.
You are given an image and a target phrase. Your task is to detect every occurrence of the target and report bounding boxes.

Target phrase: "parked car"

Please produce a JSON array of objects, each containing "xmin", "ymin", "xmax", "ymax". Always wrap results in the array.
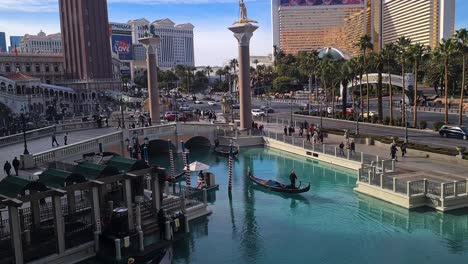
[
  {"xmin": 164, "ymin": 111, "xmax": 186, "ymax": 122},
  {"xmin": 251, "ymin": 109, "xmax": 266, "ymax": 117},
  {"xmin": 207, "ymin": 101, "xmax": 218, "ymax": 106},
  {"xmin": 361, "ymin": 111, "xmax": 378, "ymax": 119},
  {"xmin": 194, "ymin": 100, "xmax": 204, "ymax": 104},
  {"xmin": 337, "ymin": 108, "xmax": 355, "ymax": 115},
  {"xmin": 439, "ymin": 125, "xmax": 468, "ymax": 140},
  {"xmin": 260, "ymin": 106, "xmax": 274, "ymax": 113},
  {"xmin": 232, "ymin": 104, "xmax": 240, "ymax": 109}
]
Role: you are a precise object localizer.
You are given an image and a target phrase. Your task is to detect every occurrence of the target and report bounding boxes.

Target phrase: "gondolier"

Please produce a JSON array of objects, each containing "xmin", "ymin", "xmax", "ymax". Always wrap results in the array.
[{"xmin": 289, "ymin": 170, "xmax": 297, "ymax": 189}]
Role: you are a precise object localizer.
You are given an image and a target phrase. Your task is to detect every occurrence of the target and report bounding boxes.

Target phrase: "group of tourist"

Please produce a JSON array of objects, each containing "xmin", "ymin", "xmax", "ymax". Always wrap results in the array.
[
  {"xmin": 52, "ymin": 132, "xmax": 68, "ymax": 147},
  {"xmin": 3, "ymin": 157, "xmax": 20, "ymax": 177},
  {"xmin": 390, "ymin": 142, "xmax": 407, "ymax": 161}
]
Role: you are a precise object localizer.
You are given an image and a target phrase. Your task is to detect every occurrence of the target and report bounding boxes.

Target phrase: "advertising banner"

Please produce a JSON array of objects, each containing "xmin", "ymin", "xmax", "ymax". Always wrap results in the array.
[
  {"xmin": 111, "ymin": 34, "xmax": 133, "ymax": 61},
  {"xmin": 280, "ymin": 0, "xmax": 363, "ymax": 6}
]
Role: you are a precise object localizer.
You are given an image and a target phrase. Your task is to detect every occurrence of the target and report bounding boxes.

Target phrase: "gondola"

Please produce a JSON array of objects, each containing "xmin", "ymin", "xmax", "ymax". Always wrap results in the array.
[
  {"xmin": 214, "ymin": 145, "xmax": 239, "ymax": 156},
  {"xmin": 248, "ymin": 173, "xmax": 310, "ymax": 194}
]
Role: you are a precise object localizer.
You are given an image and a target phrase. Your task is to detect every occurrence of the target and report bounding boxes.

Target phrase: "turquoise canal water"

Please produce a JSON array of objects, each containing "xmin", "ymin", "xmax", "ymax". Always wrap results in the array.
[{"xmin": 152, "ymin": 146, "xmax": 468, "ymax": 264}]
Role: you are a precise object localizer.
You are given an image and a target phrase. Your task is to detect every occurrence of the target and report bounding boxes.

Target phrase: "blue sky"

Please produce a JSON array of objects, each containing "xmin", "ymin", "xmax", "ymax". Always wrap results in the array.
[{"xmin": 0, "ymin": 0, "xmax": 466, "ymax": 66}]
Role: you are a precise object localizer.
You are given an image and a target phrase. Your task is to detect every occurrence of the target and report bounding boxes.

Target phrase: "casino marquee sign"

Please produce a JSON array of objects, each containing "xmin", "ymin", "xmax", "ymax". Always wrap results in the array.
[{"xmin": 280, "ymin": 0, "xmax": 364, "ymax": 6}]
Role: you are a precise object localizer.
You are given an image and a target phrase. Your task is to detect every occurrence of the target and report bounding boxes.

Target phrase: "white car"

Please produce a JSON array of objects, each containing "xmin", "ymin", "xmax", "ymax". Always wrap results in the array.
[
  {"xmin": 194, "ymin": 100, "xmax": 204, "ymax": 104},
  {"xmin": 251, "ymin": 109, "xmax": 265, "ymax": 117},
  {"xmin": 179, "ymin": 105, "xmax": 193, "ymax": 112},
  {"xmin": 207, "ymin": 101, "xmax": 218, "ymax": 106}
]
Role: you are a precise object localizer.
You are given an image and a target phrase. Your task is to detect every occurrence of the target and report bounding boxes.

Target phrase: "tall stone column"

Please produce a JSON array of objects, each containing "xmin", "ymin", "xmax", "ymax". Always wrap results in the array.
[
  {"xmin": 229, "ymin": 23, "xmax": 257, "ymax": 130},
  {"xmin": 139, "ymin": 37, "xmax": 161, "ymax": 122}
]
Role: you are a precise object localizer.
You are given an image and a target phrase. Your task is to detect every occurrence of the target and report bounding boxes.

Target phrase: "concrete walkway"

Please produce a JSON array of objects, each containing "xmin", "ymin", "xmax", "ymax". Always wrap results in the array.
[{"xmin": 262, "ymin": 122, "xmax": 468, "ymax": 177}]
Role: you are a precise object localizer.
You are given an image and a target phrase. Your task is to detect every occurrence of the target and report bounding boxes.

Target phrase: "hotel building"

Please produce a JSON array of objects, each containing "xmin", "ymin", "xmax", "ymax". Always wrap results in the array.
[
  {"xmin": 20, "ymin": 31, "xmax": 62, "ymax": 54},
  {"xmin": 272, "ymin": 0, "xmax": 455, "ymax": 56}
]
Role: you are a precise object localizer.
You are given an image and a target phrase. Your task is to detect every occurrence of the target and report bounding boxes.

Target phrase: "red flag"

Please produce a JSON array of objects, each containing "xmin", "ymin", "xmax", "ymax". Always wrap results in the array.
[{"xmin": 14, "ymin": 45, "xmax": 18, "ymax": 56}]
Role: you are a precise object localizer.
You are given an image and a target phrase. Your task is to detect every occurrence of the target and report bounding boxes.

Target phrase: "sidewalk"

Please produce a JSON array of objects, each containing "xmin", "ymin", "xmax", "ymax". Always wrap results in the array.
[{"xmin": 261, "ymin": 122, "xmax": 468, "ymax": 177}]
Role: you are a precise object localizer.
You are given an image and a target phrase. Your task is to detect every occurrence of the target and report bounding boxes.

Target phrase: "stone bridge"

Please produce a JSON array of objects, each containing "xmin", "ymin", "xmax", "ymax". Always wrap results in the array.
[{"xmin": 32, "ymin": 122, "xmax": 233, "ymax": 166}]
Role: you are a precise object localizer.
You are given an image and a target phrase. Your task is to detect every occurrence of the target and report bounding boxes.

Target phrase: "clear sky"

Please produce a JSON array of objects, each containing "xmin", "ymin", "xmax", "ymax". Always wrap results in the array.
[{"xmin": 0, "ymin": 0, "xmax": 466, "ymax": 66}]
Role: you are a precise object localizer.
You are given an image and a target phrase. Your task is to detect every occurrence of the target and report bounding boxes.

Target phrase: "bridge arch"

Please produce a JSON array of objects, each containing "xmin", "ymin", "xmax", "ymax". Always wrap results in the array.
[
  {"xmin": 148, "ymin": 139, "xmax": 176, "ymax": 155},
  {"xmin": 185, "ymin": 136, "xmax": 212, "ymax": 150}
]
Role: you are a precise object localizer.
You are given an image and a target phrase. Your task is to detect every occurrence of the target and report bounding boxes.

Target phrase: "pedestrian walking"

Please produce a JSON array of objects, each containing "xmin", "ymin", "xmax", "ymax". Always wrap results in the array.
[
  {"xmin": 131, "ymin": 123, "xmax": 136, "ymax": 129},
  {"xmin": 284, "ymin": 126, "xmax": 287, "ymax": 135},
  {"xmin": 390, "ymin": 143, "xmax": 398, "ymax": 161},
  {"xmin": 4, "ymin": 161, "xmax": 11, "ymax": 177},
  {"xmin": 52, "ymin": 133, "xmax": 59, "ymax": 147},
  {"xmin": 64, "ymin": 133, "xmax": 68, "ymax": 145},
  {"xmin": 350, "ymin": 140, "xmax": 356, "ymax": 155},
  {"xmin": 12, "ymin": 157, "xmax": 19, "ymax": 176},
  {"xmin": 401, "ymin": 142, "xmax": 407, "ymax": 157},
  {"xmin": 299, "ymin": 127, "xmax": 304, "ymax": 137},
  {"xmin": 148, "ymin": 117, "xmax": 152, "ymax": 126},
  {"xmin": 344, "ymin": 129, "xmax": 350, "ymax": 144},
  {"xmin": 306, "ymin": 131, "xmax": 311, "ymax": 142},
  {"xmin": 339, "ymin": 142, "xmax": 345, "ymax": 156},
  {"xmin": 117, "ymin": 118, "xmax": 121, "ymax": 129},
  {"xmin": 312, "ymin": 131, "xmax": 318, "ymax": 144},
  {"xmin": 105, "ymin": 118, "xmax": 109, "ymax": 127}
]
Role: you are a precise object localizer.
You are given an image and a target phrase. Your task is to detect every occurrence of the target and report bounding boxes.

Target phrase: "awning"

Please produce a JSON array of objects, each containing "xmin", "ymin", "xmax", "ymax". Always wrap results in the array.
[
  {"xmin": 73, "ymin": 162, "xmax": 120, "ymax": 180},
  {"xmin": 0, "ymin": 176, "xmax": 48, "ymax": 198},
  {"xmin": 107, "ymin": 157, "xmax": 149, "ymax": 173},
  {"xmin": 38, "ymin": 169, "xmax": 86, "ymax": 188}
]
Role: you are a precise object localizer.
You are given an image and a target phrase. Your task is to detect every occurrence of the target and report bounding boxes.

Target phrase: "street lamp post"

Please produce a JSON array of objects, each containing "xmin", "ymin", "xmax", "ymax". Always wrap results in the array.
[
  {"xmin": 405, "ymin": 106, "xmax": 409, "ymax": 143},
  {"xmin": 290, "ymin": 96, "xmax": 293, "ymax": 126},
  {"xmin": 20, "ymin": 107, "xmax": 29, "ymax": 155},
  {"xmin": 143, "ymin": 137, "xmax": 149, "ymax": 163},
  {"xmin": 120, "ymin": 97, "xmax": 125, "ymax": 128}
]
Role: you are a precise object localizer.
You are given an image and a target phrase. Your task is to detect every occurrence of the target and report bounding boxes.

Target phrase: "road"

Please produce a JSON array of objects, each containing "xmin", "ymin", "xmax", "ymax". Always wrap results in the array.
[
  {"xmin": 270, "ymin": 112, "xmax": 468, "ymax": 149},
  {"xmin": 167, "ymin": 96, "xmax": 468, "ymax": 149}
]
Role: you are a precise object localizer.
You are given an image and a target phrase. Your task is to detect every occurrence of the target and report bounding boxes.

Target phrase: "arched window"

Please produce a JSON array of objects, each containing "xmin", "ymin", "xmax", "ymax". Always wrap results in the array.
[
  {"xmin": 0, "ymin": 82, "xmax": 5, "ymax": 92},
  {"xmin": 5, "ymin": 63, "xmax": 11, "ymax": 73},
  {"xmin": 26, "ymin": 63, "xmax": 31, "ymax": 73}
]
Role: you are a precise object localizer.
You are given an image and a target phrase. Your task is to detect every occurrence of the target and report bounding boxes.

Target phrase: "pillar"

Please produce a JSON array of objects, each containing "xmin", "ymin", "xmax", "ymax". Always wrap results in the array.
[
  {"xmin": 8, "ymin": 204, "xmax": 24, "ymax": 264},
  {"xmin": 229, "ymin": 22, "xmax": 258, "ymax": 130},
  {"xmin": 124, "ymin": 179, "xmax": 134, "ymax": 232},
  {"xmin": 67, "ymin": 190, "xmax": 76, "ymax": 213},
  {"xmin": 152, "ymin": 177, "xmax": 161, "ymax": 211},
  {"xmin": 52, "ymin": 195, "xmax": 65, "ymax": 254},
  {"xmin": 31, "ymin": 198, "xmax": 41, "ymax": 229},
  {"xmin": 139, "ymin": 37, "xmax": 161, "ymax": 122},
  {"xmin": 91, "ymin": 186, "xmax": 101, "ymax": 234}
]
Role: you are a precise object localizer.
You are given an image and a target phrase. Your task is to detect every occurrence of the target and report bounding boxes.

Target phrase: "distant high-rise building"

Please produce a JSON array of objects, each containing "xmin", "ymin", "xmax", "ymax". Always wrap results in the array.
[
  {"xmin": 58, "ymin": 0, "xmax": 113, "ymax": 81},
  {"xmin": 9, "ymin": 36, "xmax": 22, "ymax": 52},
  {"xmin": 272, "ymin": 0, "xmax": 455, "ymax": 56},
  {"xmin": 20, "ymin": 31, "xmax": 62, "ymax": 54},
  {"xmin": 381, "ymin": 0, "xmax": 455, "ymax": 50},
  {"xmin": 128, "ymin": 18, "xmax": 195, "ymax": 68},
  {"xmin": 0, "ymin": 32, "xmax": 6, "ymax": 53}
]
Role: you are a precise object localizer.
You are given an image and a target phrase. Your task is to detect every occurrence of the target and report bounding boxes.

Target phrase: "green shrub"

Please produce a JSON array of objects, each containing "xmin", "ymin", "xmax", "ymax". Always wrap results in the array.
[
  {"xmin": 371, "ymin": 115, "xmax": 379, "ymax": 124},
  {"xmin": 383, "ymin": 116, "xmax": 391, "ymax": 125},
  {"xmin": 419, "ymin": 120, "xmax": 427, "ymax": 129},
  {"xmin": 347, "ymin": 116, "xmax": 355, "ymax": 121},
  {"xmin": 433, "ymin": 122, "xmax": 444, "ymax": 131}
]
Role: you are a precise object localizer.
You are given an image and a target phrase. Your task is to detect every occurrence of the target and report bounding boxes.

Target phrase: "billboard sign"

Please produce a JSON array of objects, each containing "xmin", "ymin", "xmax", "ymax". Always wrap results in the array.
[
  {"xmin": 111, "ymin": 35, "xmax": 133, "ymax": 61},
  {"xmin": 110, "ymin": 22, "xmax": 133, "ymax": 61},
  {"xmin": 280, "ymin": 0, "xmax": 364, "ymax": 6}
]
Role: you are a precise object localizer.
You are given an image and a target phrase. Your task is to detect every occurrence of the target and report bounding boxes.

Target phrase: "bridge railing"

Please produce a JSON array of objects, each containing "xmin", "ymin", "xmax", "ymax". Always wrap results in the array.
[
  {"xmin": 0, "ymin": 121, "xmax": 98, "ymax": 147},
  {"xmin": 33, "ymin": 131, "xmax": 123, "ymax": 166},
  {"xmin": 129, "ymin": 123, "xmax": 177, "ymax": 138}
]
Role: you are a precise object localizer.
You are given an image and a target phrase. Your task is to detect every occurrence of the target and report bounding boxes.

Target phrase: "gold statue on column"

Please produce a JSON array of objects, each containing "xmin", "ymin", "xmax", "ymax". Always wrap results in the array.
[{"xmin": 235, "ymin": 0, "xmax": 257, "ymax": 24}]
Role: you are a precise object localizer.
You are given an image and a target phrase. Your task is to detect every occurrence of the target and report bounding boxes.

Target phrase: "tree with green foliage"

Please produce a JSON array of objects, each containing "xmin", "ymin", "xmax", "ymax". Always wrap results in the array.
[
  {"xmin": 408, "ymin": 43, "xmax": 428, "ymax": 127},
  {"xmin": 455, "ymin": 28, "xmax": 468, "ymax": 125},
  {"xmin": 436, "ymin": 38, "xmax": 459, "ymax": 124},
  {"xmin": 396, "ymin": 36, "xmax": 412, "ymax": 126},
  {"xmin": 356, "ymin": 34, "xmax": 374, "ymax": 118},
  {"xmin": 381, "ymin": 43, "xmax": 398, "ymax": 122}
]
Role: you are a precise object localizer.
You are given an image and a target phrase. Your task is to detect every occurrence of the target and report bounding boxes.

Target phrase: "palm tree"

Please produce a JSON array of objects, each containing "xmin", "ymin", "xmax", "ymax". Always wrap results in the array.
[
  {"xmin": 346, "ymin": 58, "xmax": 359, "ymax": 120},
  {"xmin": 253, "ymin": 59, "xmax": 259, "ymax": 69},
  {"xmin": 230, "ymin": 58, "xmax": 239, "ymax": 74},
  {"xmin": 205, "ymin": 66, "xmax": 213, "ymax": 81},
  {"xmin": 356, "ymin": 34, "xmax": 374, "ymax": 119},
  {"xmin": 455, "ymin": 28, "xmax": 468, "ymax": 125},
  {"xmin": 298, "ymin": 50, "xmax": 319, "ymax": 113},
  {"xmin": 382, "ymin": 43, "xmax": 398, "ymax": 123},
  {"xmin": 408, "ymin": 43, "xmax": 427, "ymax": 127},
  {"xmin": 369, "ymin": 52, "xmax": 385, "ymax": 123},
  {"xmin": 396, "ymin": 36, "xmax": 412, "ymax": 126},
  {"xmin": 356, "ymin": 55, "xmax": 365, "ymax": 117},
  {"xmin": 436, "ymin": 38, "xmax": 458, "ymax": 124},
  {"xmin": 216, "ymin": 68, "xmax": 223, "ymax": 82}
]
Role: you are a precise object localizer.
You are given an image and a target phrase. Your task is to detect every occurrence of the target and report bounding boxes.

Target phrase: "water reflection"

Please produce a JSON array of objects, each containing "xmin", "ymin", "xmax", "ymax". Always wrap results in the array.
[
  {"xmin": 357, "ymin": 193, "xmax": 468, "ymax": 254},
  {"xmin": 153, "ymin": 146, "xmax": 468, "ymax": 264}
]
